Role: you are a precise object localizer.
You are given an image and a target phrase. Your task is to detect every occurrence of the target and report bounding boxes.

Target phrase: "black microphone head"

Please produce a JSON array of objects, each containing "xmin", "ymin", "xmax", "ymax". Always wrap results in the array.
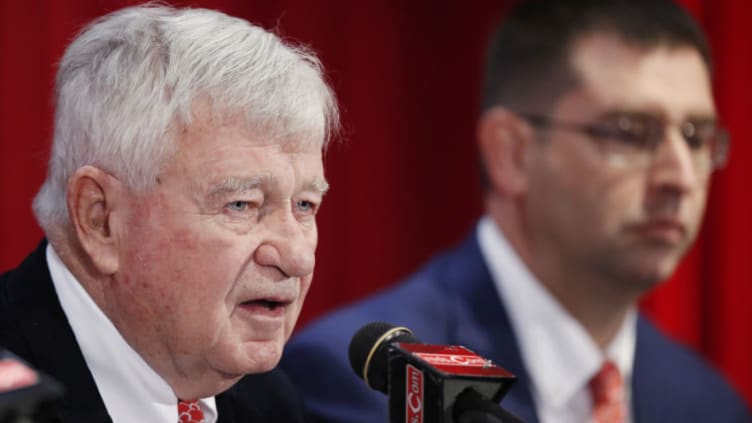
[{"xmin": 348, "ymin": 322, "xmax": 419, "ymax": 393}]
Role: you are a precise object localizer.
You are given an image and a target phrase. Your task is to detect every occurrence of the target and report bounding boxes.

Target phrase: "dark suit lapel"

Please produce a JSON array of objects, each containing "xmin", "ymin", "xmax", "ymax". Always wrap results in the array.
[
  {"xmin": 444, "ymin": 234, "xmax": 539, "ymax": 423},
  {"xmin": 631, "ymin": 316, "xmax": 665, "ymax": 423},
  {"xmin": 214, "ymin": 392, "xmax": 236, "ymax": 423},
  {"xmin": 215, "ymin": 369, "xmax": 305, "ymax": 423},
  {"xmin": 4, "ymin": 241, "xmax": 111, "ymax": 422}
]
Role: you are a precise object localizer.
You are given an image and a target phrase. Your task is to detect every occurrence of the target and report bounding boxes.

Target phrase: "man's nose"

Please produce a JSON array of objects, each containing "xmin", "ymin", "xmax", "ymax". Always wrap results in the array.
[{"xmin": 253, "ymin": 210, "xmax": 316, "ymax": 278}]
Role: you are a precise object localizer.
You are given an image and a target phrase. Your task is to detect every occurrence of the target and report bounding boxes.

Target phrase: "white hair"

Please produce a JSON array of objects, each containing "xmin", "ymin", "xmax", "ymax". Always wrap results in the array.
[{"xmin": 33, "ymin": 4, "xmax": 339, "ymax": 234}]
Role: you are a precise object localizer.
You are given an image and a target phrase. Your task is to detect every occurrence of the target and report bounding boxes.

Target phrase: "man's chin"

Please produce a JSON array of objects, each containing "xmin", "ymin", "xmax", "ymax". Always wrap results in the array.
[
  {"xmin": 237, "ymin": 338, "xmax": 285, "ymax": 372},
  {"xmin": 628, "ymin": 256, "xmax": 683, "ymax": 291},
  {"xmin": 205, "ymin": 337, "xmax": 283, "ymax": 379},
  {"xmin": 194, "ymin": 351, "xmax": 280, "ymax": 397}
]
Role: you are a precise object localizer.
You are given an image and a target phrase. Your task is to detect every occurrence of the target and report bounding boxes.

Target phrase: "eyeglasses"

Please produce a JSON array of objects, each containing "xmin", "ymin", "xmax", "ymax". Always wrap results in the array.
[{"xmin": 519, "ymin": 112, "xmax": 730, "ymax": 172}]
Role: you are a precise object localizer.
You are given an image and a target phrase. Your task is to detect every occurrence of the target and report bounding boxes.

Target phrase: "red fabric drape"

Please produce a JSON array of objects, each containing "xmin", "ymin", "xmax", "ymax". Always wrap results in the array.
[{"xmin": 1, "ymin": 0, "xmax": 750, "ymax": 406}]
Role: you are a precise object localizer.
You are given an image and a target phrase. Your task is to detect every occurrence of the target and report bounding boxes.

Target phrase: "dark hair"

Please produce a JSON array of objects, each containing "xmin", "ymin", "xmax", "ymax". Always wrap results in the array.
[{"xmin": 481, "ymin": 0, "xmax": 712, "ymax": 113}]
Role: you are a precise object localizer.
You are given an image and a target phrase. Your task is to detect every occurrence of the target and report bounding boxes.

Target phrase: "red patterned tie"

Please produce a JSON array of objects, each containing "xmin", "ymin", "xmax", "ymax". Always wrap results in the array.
[
  {"xmin": 178, "ymin": 399, "xmax": 206, "ymax": 423},
  {"xmin": 589, "ymin": 361, "xmax": 626, "ymax": 423}
]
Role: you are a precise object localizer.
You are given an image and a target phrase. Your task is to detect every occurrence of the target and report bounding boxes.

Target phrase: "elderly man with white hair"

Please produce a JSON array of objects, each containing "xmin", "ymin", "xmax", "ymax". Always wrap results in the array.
[{"xmin": 0, "ymin": 4, "xmax": 338, "ymax": 423}]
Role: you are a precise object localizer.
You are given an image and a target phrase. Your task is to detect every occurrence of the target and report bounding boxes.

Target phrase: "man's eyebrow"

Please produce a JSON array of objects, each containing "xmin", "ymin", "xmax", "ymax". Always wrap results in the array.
[
  {"xmin": 685, "ymin": 113, "xmax": 719, "ymax": 123},
  {"xmin": 309, "ymin": 178, "xmax": 330, "ymax": 194},
  {"xmin": 207, "ymin": 175, "xmax": 329, "ymax": 197},
  {"xmin": 207, "ymin": 175, "xmax": 271, "ymax": 198}
]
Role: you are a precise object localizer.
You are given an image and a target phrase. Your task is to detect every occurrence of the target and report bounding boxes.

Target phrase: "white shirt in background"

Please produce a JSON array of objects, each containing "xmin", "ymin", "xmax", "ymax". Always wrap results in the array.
[{"xmin": 477, "ymin": 216, "xmax": 635, "ymax": 423}]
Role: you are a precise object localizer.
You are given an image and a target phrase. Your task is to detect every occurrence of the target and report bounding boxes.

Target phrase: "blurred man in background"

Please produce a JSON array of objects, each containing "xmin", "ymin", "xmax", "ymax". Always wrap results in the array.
[
  {"xmin": 0, "ymin": 4, "xmax": 338, "ymax": 422},
  {"xmin": 281, "ymin": 0, "xmax": 750, "ymax": 421}
]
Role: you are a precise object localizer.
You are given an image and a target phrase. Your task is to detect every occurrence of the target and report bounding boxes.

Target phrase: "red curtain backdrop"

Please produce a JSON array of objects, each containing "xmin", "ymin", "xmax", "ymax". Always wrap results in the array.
[{"xmin": 1, "ymin": 0, "xmax": 750, "ymax": 406}]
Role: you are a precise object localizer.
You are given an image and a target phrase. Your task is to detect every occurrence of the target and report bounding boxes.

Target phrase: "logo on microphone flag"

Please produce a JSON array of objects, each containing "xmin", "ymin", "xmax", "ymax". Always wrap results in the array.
[{"xmin": 405, "ymin": 363, "xmax": 424, "ymax": 423}]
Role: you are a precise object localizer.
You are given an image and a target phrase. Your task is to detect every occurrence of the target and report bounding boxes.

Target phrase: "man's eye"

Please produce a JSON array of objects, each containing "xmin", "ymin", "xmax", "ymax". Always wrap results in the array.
[
  {"xmin": 683, "ymin": 121, "xmax": 716, "ymax": 149},
  {"xmin": 593, "ymin": 115, "xmax": 661, "ymax": 148},
  {"xmin": 296, "ymin": 200, "xmax": 316, "ymax": 214},
  {"xmin": 226, "ymin": 201, "xmax": 250, "ymax": 212},
  {"xmin": 616, "ymin": 117, "xmax": 653, "ymax": 142}
]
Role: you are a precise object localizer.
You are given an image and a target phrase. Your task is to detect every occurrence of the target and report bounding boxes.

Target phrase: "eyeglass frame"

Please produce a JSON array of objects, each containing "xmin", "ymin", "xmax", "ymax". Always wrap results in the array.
[{"xmin": 517, "ymin": 111, "xmax": 731, "ymax": 171}]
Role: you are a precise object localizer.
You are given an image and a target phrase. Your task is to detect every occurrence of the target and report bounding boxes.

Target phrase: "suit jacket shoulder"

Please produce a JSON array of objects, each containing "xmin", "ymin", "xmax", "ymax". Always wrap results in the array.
[
  {"xmin": 1, "ymin": 241, "xmax": 111, "ymax": 422},
  {"xmin": 633, "ymin": 316, "xmax": 751, "ymax": 422}
]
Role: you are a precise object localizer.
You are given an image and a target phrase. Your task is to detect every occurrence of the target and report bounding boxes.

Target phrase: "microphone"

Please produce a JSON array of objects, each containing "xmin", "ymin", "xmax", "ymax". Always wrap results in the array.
[
  {"xmin": 0, "ymin": 348, "xmax": 63, "ymax": 423},
  {"xmin": 348, "ymin": 322, "xmax": 525, "ymax": 423}
]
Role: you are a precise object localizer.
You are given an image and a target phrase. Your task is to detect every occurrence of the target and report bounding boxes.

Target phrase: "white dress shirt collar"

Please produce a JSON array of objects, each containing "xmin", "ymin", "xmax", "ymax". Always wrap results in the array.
[
  {"xmin": 477, "ymin": 216, "xmax": 635, "ymax": 423},
  {"xmin": 46, "ymin": 244, "xmax": 218, "ymax": 423}
]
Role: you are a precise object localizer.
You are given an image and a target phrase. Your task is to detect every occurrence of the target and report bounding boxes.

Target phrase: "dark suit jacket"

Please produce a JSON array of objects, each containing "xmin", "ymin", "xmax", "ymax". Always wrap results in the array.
[
  {"xmin": 280, "ymin": 231, "xmax": 751, "ymax": 423},
  {"xmin": 0, "ymin": 241, "xmax": 305, "ymax": 423}
]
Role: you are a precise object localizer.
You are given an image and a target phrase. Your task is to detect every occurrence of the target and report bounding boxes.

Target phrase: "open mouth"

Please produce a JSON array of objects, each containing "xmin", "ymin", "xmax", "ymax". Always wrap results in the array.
[
  {"xmin": 256, "ymin": 299, "xmax": 282, "ymax": 310},
  {"xmin": 240, "ymin": 299, "xmax": 288, "ymax": 317}
]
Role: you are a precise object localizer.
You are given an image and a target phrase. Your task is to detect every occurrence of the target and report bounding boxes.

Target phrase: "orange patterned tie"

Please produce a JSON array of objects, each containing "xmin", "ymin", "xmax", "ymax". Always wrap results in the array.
[
  {"xmin": 589, "ymin": 361, "xmax": 626, "ymax": 423},
  {"xmin": 178, "ymin": 399, "xmax": 205, "ymax": 423}
]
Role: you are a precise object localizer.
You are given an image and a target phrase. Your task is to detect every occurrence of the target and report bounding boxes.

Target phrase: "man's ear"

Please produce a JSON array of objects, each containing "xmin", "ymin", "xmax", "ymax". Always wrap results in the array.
[
  {"xmin": 66, "ymin": 166, "xmax": 124, "ymax": 275},
  {"xmin": 477, "ymin": 107, "xmax": 535, "ymax": 197}
]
